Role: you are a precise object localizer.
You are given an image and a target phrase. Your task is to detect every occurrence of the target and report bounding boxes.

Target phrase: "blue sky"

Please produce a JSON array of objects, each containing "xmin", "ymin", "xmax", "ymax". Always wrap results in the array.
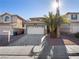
[{"xmin": 0, "ymin": 0, "xmax": 79, "ymax": 20}]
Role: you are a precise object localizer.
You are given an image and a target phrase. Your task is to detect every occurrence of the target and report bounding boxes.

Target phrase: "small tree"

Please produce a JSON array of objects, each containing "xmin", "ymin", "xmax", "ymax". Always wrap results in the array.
[{"xmin": 43, "ymin": 12, "xmax": 70, "ymax": 38}]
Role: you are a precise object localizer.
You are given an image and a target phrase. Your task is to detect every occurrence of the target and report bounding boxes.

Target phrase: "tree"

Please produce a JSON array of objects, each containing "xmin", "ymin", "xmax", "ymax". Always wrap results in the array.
[{"xmin": 43, "ymin": 12, "xmax": 70, "ymax": 38}]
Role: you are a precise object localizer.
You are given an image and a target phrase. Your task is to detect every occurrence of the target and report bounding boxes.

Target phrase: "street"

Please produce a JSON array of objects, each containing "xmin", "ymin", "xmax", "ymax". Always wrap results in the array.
[{"xmin": 0, "ymin": 34, "xmax": 79, "ymax": 59}]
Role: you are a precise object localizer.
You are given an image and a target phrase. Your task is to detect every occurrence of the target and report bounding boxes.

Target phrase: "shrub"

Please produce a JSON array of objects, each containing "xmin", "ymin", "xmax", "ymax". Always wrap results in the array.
[{"xmin": 75, "ymin": 32, "xmax": 79, "ymax": 38}]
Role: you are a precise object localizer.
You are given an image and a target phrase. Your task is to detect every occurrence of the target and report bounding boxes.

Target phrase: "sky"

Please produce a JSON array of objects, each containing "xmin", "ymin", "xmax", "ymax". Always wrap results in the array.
[{"xmin": 0, "ymin": 0, "xmax": 79, "ymax": 20}]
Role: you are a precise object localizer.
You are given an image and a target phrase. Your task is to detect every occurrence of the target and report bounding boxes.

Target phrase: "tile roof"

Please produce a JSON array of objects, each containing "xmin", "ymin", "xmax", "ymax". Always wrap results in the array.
[
  {"xmin": 66, "ymin": 12, "xmax": 79, "ymax": 15},
  {"xmin": 27, "ymin": 21, "xmax": 44, "ymax": 24}
]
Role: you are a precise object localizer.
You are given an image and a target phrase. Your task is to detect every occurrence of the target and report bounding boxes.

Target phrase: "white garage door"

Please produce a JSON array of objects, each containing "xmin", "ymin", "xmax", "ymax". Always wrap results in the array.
[{"xmin": 27, "ymin": 26, "xmax": 44, "ymax": 34}]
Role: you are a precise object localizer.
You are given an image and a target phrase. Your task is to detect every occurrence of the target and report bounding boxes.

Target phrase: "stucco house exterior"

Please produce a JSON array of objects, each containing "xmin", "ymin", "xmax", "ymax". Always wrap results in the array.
[
  {"xmin": 61, "ymin": 12, "xmax": 79, "ymax": 33},
  {"xmin": 25, "ymin": 17, "xmax": 47, "ymax": 34},
  {"xmin": 0, "ymin": 12, "xmax": 26, "ymax": 35}
]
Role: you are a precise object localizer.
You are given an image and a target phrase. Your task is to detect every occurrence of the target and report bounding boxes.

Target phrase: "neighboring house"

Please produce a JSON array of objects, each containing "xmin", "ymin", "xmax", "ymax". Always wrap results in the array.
[
  {"xmin": 61, "ymin": 12, "xmax": 79, "ymax": 33},
  {"xmin": 0, "ymin": 12, "xmax": 26, "ymax": 35},
  {"xmin": 25, "ymin": 17, "xmax": 47, "ymax": 34}
]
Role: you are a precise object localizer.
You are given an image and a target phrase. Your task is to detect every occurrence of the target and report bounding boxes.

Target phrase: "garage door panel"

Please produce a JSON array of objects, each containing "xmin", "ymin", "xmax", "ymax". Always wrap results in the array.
[{"xmin": 27, "ymin": 26, "xmax": 44, "ymax": 34}]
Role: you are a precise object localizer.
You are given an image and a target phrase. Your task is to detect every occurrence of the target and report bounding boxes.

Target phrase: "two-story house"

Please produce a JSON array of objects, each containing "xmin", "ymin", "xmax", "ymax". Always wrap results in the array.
[
  {"xmin": 61, "ymin": 12, "xmax": 79, "ymax": 33},
  {"xmin": 26, "ymin": 17, "xmax": 47, "ymax": 34},
  {"xmin": 0, "ymin": 12, "xmax": 26, "ymax": 35}
]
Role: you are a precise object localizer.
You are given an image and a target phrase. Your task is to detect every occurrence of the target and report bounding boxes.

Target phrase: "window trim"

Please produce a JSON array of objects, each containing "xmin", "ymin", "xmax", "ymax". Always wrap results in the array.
[
  {"xmin": 71, "ymin": 14, "xmax": 77, "ymax": 20},
  {"xmin": 3, "ymin": 15, "xmax": 11, "ymax": 23}
]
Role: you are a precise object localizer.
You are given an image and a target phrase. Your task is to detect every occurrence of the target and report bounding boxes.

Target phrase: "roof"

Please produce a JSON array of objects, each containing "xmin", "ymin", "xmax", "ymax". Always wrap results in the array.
[
  {"xmin": 30, "ymin": 17, "xmax": 45, "ymax": 19},
  {"xmin": 0, "ymin": 12, "xmax": 27, "ymax": 23},
  {"xmin": 28, "ymin": 17, "xmax": 45, "ymax": 24},
  {"xmin": 30, "ymin": 17, "xmax": 45, "ymax": 21},
  {"xmin": 27, "ymin": 21, "xmax": 44, "ymax": 24},
  {"xmin": 0, "ymin": 12, "xmax": 13, "ymax": 17},
  {"xmin": 66, "ymin": 12, "xmax": 79, "ymax": 14}
]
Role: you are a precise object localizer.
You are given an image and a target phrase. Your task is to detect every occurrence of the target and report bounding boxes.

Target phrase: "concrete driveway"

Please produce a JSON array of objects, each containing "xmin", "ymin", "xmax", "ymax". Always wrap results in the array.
[
  {"xmin": 0, "ymin": 35, "xmax": 8, "ymax": 46},
  {"xmin": 9, "ymin": 34, "xmax": 43, "ymax": 46}
]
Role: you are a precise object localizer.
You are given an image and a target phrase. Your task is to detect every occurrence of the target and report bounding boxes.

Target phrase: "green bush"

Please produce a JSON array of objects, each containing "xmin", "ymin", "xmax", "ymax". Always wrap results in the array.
[{"xmin": 75, "ymin": 32, "xmax": 79, "ymax": 38}]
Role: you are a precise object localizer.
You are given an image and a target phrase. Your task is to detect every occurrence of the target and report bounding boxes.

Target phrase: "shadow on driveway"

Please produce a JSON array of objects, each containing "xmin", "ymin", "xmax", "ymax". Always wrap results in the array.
[{"xmin": 30, "ymin": 35, "xmax": 69, "ymax": 59}]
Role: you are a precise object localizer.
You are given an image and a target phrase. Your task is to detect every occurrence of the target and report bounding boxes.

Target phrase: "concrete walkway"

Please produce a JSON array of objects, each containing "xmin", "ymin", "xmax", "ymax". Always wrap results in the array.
[
  {"xmin": 0, "ymin": 46, "xmax": 33, "ymax": 56},
  {"xmin": 0, "ymin": 56, "xmax": 34, "ymax": 59}
]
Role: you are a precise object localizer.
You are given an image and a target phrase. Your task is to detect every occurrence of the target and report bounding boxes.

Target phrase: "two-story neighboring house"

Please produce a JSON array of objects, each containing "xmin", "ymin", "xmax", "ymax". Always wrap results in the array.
[
  {"xmin": 0, "ymin": 12, "xmax": 26, "ymax": 35},
  {"xmin": 61, "ymin": 12, "xmax": 79, "ymax": 33}
]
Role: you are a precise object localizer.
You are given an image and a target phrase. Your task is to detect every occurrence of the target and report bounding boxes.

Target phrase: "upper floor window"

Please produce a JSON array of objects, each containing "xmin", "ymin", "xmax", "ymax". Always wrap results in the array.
[
  {"xmin": 71, "ymin": 14, "xmax": 77, "ymax": 20},
  {"xmin": 5, "ymin": 16, "xmax": 10, "ymax": 21}
]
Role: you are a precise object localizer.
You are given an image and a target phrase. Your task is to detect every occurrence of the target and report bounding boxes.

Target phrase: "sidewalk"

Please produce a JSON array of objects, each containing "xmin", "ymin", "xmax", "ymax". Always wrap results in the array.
[
  {"xmin": 0, "ymin": 45, "xmax": 78, "ymax": 59},
  {"xmin": 0, "ymin": 46, "xmax": 34, "ymax": 56}
]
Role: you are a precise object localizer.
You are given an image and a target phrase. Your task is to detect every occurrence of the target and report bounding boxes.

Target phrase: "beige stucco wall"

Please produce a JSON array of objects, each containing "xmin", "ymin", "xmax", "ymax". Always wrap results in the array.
[
  {"xmin": 11, "ymin": 16, "xmax": 17, "ymax": 23},
  {"xmin": 12, "ymin": 16, "xmax": 24, "ymax": 29},
  {"xmin": 16, "ymin": 17, "xmax": 23, "ymax": 29}
]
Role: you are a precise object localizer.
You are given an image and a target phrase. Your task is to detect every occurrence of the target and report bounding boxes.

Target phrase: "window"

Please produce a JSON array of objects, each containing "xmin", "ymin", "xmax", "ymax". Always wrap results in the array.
[
  {"xmin": 22, "ymin": 23, "xmax": 24, "ymax": 27},
  {"xmin": 5, "ymin": 16, "xmax": 10, "ymax": 21},
  {"xmin": 71, "ymin": 14, "xmax": 77, "ymax": 20}
]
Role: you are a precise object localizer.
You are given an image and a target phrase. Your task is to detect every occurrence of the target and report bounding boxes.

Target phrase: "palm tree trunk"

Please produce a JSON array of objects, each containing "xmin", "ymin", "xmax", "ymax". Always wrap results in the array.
[
  {"xmin": 57, "ymin": 26, "xmax": 60, "ymax": 38},
  {"xmin": 47, "ymin": 26, "xmax": 50, "ymax": 34}
]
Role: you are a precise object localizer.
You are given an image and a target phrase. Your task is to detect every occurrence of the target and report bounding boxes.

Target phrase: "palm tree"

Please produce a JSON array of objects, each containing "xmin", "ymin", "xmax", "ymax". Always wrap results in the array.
[
  {"xmin": 43, "ymin": 12, "xmax": 70, "ymax": 38},
  {"xmin": 43, "ymin": 12, "xmax": 57, "ymax": 37}
]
